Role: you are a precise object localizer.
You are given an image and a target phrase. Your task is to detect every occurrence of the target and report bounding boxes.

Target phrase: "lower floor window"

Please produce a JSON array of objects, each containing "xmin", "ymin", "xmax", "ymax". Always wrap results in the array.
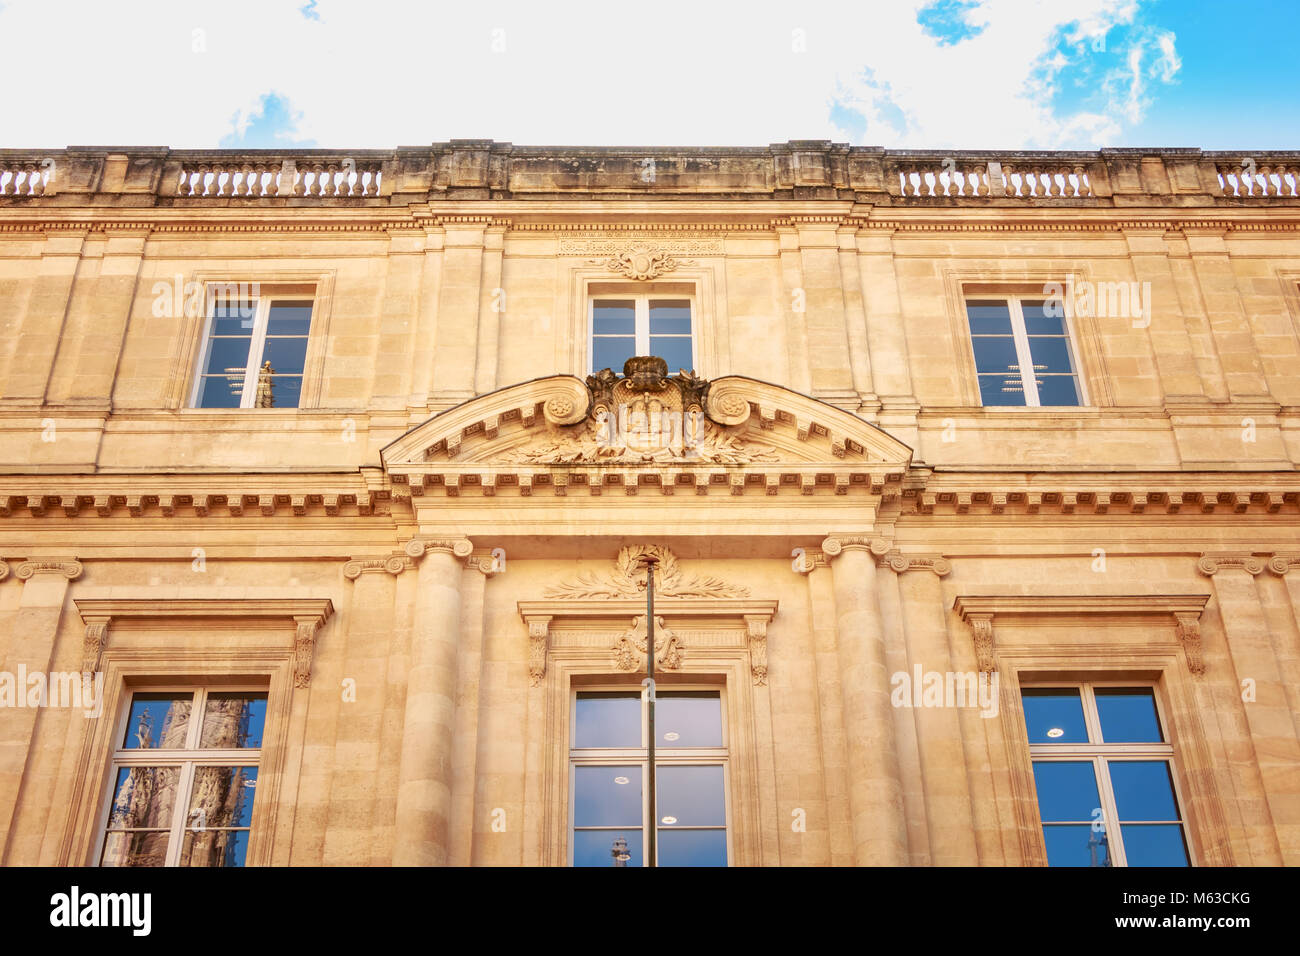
[
  {"xmin": 1023, "ymin": 683, "xmax": 1190, "ymax": 867},
  {"xmin": 100, "ymin": 687, "xmax": 264, "ymax": 867},
  {"xmin": 570, "ymin": 689, "xmax": 728, "ymax": 866}
]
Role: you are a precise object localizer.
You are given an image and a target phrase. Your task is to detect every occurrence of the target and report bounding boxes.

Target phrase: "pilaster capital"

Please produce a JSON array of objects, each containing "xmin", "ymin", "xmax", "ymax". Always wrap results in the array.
[
  {"xmin": 0, "ymin": 561, "xmax": 7, "ymax": 581},
  {"xmin": 16, "ymin": 556, "xmax": 83, "ymax": 580},
  {"xmin": 404, "ymin": 536, "xmax": 474, "ymax": 560},
  {"xmin": 343, "ymin": 552, "xmax": 414, "ymax": 579},
  {"xmin": 468, "ymin": 547, "xmax": 507, "ymax": 576},
  {"xmin": 791, "ymin": 547, "xmax": 827, "ymax": 574},
  {"xmin": 880, "ymin": 551, "xmax": 951, "ymax": 576},
  {"xmin": 821, "ymin": 535, "xmax": 890, "ymax": 560},
  {"xmin": 1268, "ymin": 553, "xmax": 1300, "ymax": 576},
  {"xmin": 1197, "ymin": 553, "xmax": 1265, "ymax": 576}
]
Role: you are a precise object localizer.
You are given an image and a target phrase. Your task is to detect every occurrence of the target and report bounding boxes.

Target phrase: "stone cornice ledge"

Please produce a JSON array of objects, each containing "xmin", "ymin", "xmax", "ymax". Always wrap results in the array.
[{"xmin": 953, "ymin": 594, "xmax": 1210, "ymax": 618}]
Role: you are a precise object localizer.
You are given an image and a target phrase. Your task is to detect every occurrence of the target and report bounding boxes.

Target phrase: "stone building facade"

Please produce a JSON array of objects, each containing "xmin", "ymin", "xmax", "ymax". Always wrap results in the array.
[{"xmin": 0, "ymin": 142, "xmax": 1298, "ymax": 866}]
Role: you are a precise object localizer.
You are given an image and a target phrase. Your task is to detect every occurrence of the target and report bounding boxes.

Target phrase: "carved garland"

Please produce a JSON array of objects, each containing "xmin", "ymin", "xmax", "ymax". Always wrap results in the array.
[{"xmin": 544, "ymin": 544, "xmax": 749, "ymax": 599}]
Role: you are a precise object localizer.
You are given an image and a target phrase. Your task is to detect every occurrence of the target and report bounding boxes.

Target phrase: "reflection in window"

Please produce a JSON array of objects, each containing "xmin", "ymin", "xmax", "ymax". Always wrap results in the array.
[
  {"xmin": 1023, "ymin": 683, "xmax": 1188, "ymax": 867},
  {"xmin": 193, "ymin": 295, "xmax": 312, "ymax": 408},
  {"xmin": 570, "ymin": 689, "xmax": 727, "ymax": 866},
  {"xmin": 101, "ymin": 688, "xmax": 266, "ymax": 867}
]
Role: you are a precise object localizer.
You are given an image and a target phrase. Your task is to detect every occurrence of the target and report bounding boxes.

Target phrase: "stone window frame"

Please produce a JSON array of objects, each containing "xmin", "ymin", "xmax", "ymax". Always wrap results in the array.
[
  {"xmin": 167, "ymin": 269, "xmax": 337, "ymax": 410},
  {"xmin": 521, "ymin": 598, "xmax": 776, "ymax": 867},
  {"xmin": 586, "ymin": 288, "xmax": 699, "ymax": 377},
  {"xmin": 960, "ymin": 294, "xmax": 1091, "ymax": 407},
  {"xmin": 556, "ymin": 262, "xmax": 723, "ymax": 380},
  {"xmin": 94, "ymin": 684, "xmax": 270, "ymax": 867},
  {"xmin": 1019, "ymin": 678, "xmax": 1192, "ymax": 867},
  {"xmin": 953, "ymin": 593, "xmax": 1231, "ymax": 867},
  {"xmin": 941, "ymin": 268, "xmax": 1115, "ymax": 408},
  {"xmin": 566, "ymin": 683, "xmax": 733, "ymax": 867},
  {"xmin": 59, "ymin": 598, "xmax": 332, "ymax": 867}
]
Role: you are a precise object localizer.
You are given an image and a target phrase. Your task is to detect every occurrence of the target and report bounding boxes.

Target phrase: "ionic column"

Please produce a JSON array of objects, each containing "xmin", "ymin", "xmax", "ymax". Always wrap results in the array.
[
  {"xmin": 393, "ymin": 536, "xmax": 473, "ymax": 866},
  {"xmin": 1199, "ymin": 553, "xmax": 1296, "ymax": 864},
  {"xmin": 886, "ymin": 552, "xmax": 979, "ymax": 866},
  {"xmin": 822, "ymin": 535, "xmax": 907, "ymax": 865}
]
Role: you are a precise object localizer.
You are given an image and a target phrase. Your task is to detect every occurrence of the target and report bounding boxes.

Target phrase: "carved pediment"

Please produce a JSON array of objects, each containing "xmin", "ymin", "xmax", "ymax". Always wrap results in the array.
[{"xmin": 380, "ymin": 359, "xmax": 913, "ymax": 498}]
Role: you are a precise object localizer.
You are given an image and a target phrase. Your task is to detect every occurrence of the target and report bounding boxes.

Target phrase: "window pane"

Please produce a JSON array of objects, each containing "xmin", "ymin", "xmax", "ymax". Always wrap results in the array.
[
  {"xmin": 1034, "ymin": 375, "xmax": 1080, "ymax": 406},
  {"xmin": 575, "ymin": 692, "xmax": 640, "ymax": 748},
  {"xmin": 180, "ymin": 828, "xmax": 250, "ymax": 868},
  {"xmin": 260, "ymin": 336, "xmax": 309, "ymax": 377},
  {"xmin": 122, "ymin": 693, "xmax": 193, "ymax": 749},
  {"xmin": 657, "ymin": 828, "xmax": 727, "ymax": 867},
  {"xmin": 106, "ymin": 766, "xmax": 180, "ymax": 830},
  {"xmin": 1120, "ymin": 824, "xmax": 1189, "ymax": 866},
  {"xmin": 210, "ymin": 312, "xmax": 257, "ymax": 336},
  {"xmin": 573, "ymin": 765, "xmax": 641, "ymax": 827},
  {"xmin": 197, "ymin": 375, "xmax": 244, "ymax": 408},
  {"xmin": 101, "ymin": 829, "xmax": 172, "ymax": 868},
  {"xmin": 201, "ymin": 336, "xmax": 252, "ymax": 378},
  {"xmin": 649, "ymin": 300, "xmax": 691, "ymax": 334},
  {"xmin": 965, "ymin": 300, "xmax": 1013, "ymax": 335},
  {"xmin": 970, "ymin": 336, "xmax": 1021, "ymax": 376},
  {"xmin": 1032, "ymin": 761, "xmax": 1101, "ymax": 822},
  {"xmin": 188, "ymin": 766, "xmax": 258, "ymax": 829},
  {"xmin": 656, "ymin": 692, "xmax": 722, "ymax": 747},
  {"xmin": 657, "ymin": 765, "xmax": 726, "ymax": 827},
  {"xmin": 1022, "ymin": 300, "xmax": 1066, "ymax": 335},
  {"xmin": 259, "ymin": 374, "xmax": 302, "ymax": 408},
  {"xmin": 593, "ymin": 300, "xmax": 635, "ymax": 335},
  {"xmin": 1026, "ymin": 336, "xmax": 1075, "ymax": 375},
  {"xmin": 265, "ymin": 301, "xmax": 313, "ymax": 335},
  {"xmin": 593, "ymin": 337, "xmax": 635, "ymax": 374},
  {"xmin": 1042, "ymin": 824, "xmax": 1111, "ymax": 867},
  {"xmin": 1021, "ymin": 688, "xmax": 1088, "ymax": 743},
  {"xmin": 1109, "ymin": 761, "xmax": 1180, "ymax": 821},
  {"xmin": 573, "ymin": 828, "xmax": 643, "ymax": 867},
  {"xmin": 978, "ymin": 374, "xmax": 1026, "ymax": 406},
  {"xmin": 650, "ymin": 336, "xmax": 694, "ymax": 375},
  {"xmin": 201, "ymin": 692, "xmax": 267, "ymax": 748},
  {"xmin": 1096, "ymin": 688, "xmax": 1163, "ymax": 743}
]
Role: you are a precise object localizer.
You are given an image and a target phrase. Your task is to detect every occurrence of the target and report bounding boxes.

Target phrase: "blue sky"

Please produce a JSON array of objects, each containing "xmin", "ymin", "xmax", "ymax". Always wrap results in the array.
[{"xmin": 1, "ymin": 0, "xmax": 1295, "ymax": 149}]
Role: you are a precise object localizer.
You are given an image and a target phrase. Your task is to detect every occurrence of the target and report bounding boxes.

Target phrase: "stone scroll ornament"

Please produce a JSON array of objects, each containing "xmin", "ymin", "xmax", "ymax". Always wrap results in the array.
[
  {"xmin": 544, "ymin": 544, "xmax": 749, "ymax": 600},
  {"xmin": 504, "ymin": 356, "xmax": 774, "ymax": 465}
]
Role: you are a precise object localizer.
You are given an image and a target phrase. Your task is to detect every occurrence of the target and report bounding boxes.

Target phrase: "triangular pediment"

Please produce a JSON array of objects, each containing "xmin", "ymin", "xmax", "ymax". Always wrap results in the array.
[{"xmin": 381, "ymin": 365, "xmax": 913, "ymax": 498}]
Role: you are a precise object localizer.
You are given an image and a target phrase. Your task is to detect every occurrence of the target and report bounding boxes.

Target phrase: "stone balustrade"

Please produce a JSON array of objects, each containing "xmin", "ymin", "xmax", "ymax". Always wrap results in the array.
[{"xmin": 0, "ymin": 144, "xmax": 1297, "ymax": 206}]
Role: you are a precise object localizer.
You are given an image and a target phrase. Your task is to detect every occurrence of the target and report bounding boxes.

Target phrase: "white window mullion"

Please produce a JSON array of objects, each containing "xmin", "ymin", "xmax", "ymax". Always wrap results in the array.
[
  {"xmin": 166, "ymin": 762, "xmax": 196, "ymax": 867},
  {"xmin": 635, "ymin": 297, "xmax": 650, "ymax": 356},
  {"xmin": 240, "ymin": 299, "xmax": 271, "ymax": 408},
  {"xmin": 1096, "ymin": 756, "xmax": 1127, "ymax": 867},
  {"xmin": 1008, "ymin": 298, "xmax": 1040, "ymax": 406}
]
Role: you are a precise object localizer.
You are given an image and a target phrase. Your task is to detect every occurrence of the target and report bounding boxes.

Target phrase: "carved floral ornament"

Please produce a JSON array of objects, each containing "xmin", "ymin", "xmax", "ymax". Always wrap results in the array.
[
  {"xmin": 587, "ymin": 243, "xmax": 693, "ymax": 280},
  {"xmin": 519, "ymin": 545, "xmax": 776, "ymax": 687}
]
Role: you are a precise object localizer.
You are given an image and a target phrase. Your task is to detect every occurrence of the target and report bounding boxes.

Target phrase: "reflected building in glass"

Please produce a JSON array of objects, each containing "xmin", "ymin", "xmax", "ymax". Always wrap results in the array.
[{"xmin": 1, "ymin": 142, "xmax": 1298, "ymax": 867}]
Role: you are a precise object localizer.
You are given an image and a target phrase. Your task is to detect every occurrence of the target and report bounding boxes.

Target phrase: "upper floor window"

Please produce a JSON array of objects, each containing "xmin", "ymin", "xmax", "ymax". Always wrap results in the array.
[
  {"xmin": 99, "ymin": 687, "xmax": 267, "ymax": 867},
  {"xmin": 966, "ymin": 297, "xmax": 1083, "ymax": 406},
  {"xmin": 1023, "ymin": 683, "xmax": 1189, "ymax": 867},
  {"xmin": 191, "ymin": 293, "xmax": 314, "ymax": 408},
  {"xmin": 570, "ymin": 688, "xmax": 727, "ymax": 867},
  {"xmin": 590, "ymin": 294, "xmax": 694, "ymax": 375}
]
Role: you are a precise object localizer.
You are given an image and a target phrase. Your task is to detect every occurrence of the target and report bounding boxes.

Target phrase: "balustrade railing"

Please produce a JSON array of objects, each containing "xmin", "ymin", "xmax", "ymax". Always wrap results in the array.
[
  {"xmin": 893, "ymin": 157, "xmax": 1093, "ymax": 198},
  {"xmin": 174, "ymin": 159, "xmax": 383, "ymax": 198},
  {"xmin": 1216, "ymin": 161, "xmax": 1300, "ymax": 198}
]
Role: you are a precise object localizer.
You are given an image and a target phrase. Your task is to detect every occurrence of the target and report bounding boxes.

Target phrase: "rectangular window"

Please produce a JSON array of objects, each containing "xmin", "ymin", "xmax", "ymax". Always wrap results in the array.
[
  {"xmin": 569, "ymin": 689, "xmax": 727, "ymax": 867},
  {"xmin": 99, "ymin": 688, "xmax": 267, "ymax": 867},
  {"xmin": 1022, "ymin": 683, "xmax": 1190, "ymax": 867},
  {"xmin": 590, "ymin": 295, "xmax": 694, "ymax": 376},
  {"xmin": 192, "ymin": 292, "xmax": 313, "ymax": 408},
  {"xmin": 966, "ymin": 297, "xmax": 1083, "ymax": 406}
]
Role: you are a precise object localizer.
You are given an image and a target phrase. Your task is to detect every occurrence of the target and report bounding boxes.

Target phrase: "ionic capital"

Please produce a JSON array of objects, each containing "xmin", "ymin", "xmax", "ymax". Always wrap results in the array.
[
  {"xmin": 344, "ymin": 552, "xmax": 414, "ymax": 579},
  {"xmin": 16, "ymin": 556, "xmax": 83, "ymax": 580},
  {"xmin": 1197, "ymin": 553, "xmax": 1264, "ymax": 576},
  {"xmin": 1268, "ymin": 553, "xmax": 1300, "ymax": 576},
  {"xmin": 880, "ymin": 551, "xmax": 951, "ymax": 576},
  {"xmin": 404, "ymin": 536, "xmax": 474, "ymax": 561},
  {"xmin": 821, "ymin": 535, "xmax": 890, "ymax": 560}
]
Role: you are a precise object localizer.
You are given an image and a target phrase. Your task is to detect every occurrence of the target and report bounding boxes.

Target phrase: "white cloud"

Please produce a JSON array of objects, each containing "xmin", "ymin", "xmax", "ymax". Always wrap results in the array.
[{"xmin": 0, "ymin": 0, "xmax": 1176, "ymax": 149}]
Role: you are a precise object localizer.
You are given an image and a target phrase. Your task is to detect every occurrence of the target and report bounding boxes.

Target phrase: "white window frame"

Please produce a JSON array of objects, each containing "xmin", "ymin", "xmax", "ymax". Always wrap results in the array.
[
  {"xmin": 567, "ymin": 685, "xmax": 730, "ymax": 867},
  {"xmin": 967, "ymin": 295, "xmax": 1088, "ymax": 407},
  {"xmin": 1025, "ymin": 680, "xmax": 1192, "ymax": 867},
  {"xmin": 96, "ymin": 684, "xmax": 267, "ymax": 868},
  {"xmin": 588, "ymin": 292, "xmax": 696, "ymax": 375},
  {"xmin": 189, "ymin": 292, "xmax": 315, "ymax": 409}
]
